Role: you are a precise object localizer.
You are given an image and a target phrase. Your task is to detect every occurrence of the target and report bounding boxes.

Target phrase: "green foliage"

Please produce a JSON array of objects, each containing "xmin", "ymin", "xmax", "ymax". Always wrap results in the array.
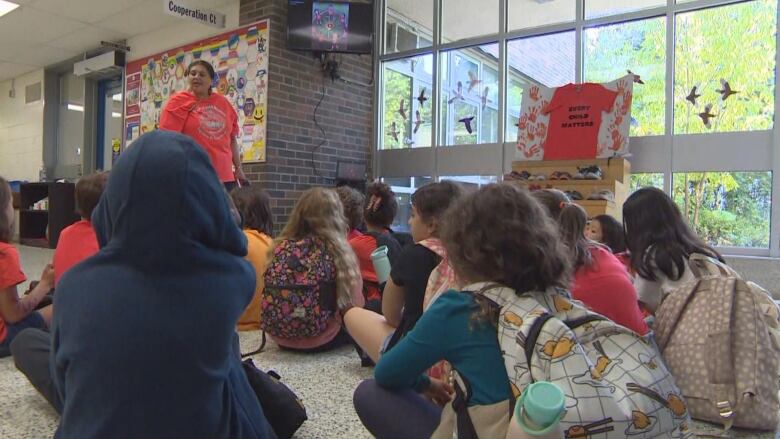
[
  {"xmin": 382, "ymin": 68, "xmax": 412, "ymax": 149},
  {"xmin": 672, "ymin": 172, "xmax": 771, "ymax": 248},
  {"xmin": 675, "ymin": 0, "xmax": 777, "ymax": 134}
]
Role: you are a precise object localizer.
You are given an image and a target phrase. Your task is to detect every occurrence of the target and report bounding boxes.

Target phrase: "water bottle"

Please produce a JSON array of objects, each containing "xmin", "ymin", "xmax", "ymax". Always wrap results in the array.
[
  {"xmin": 506, "ymin": 381, "xmax": 565, "ymax": 439},
  {"xmin": 370, "ymin": 245, "xmax": 391, "ymax": 284}
]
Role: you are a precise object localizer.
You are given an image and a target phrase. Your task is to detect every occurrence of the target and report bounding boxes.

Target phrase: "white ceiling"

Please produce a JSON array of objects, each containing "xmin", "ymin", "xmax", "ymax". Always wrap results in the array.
[{"xmin": 0, "ymin": 0, "xmax": 236, "ymax": 82}]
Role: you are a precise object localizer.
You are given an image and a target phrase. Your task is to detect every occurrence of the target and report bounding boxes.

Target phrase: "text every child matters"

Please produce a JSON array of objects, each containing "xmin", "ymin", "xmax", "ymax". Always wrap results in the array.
[{"xmin": 562, "ymin": 106, "xmax": 595, "ymax": 128}]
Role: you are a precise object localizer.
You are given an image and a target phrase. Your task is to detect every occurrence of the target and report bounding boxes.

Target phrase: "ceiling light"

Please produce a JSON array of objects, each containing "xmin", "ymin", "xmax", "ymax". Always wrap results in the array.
[
  {"xmin": 112, "ymin": 94, "xmax": 122, "ymax": 102},
  {"xmin": 67, "ymin": 104, "xmax": 84, "ymax": 112},
  {"xmin": 112, "ymin": 112, "xmax": 122, "ymax": 118},
  {"xmin": 0, "ymin": 1, "xmax": 19, "ymax": 18}
]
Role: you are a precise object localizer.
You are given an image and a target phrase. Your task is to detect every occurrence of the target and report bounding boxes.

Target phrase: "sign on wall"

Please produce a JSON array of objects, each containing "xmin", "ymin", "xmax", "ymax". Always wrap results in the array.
[
  {"xmin": 164, "ymin": 0, "xmax": 226, "ymax": 29},
  {"xmin": 516, "ymin": 74, "xmax": 634, "ymax": 161},
  {"xmin": 124, "ymin": 19, "xmax": 270, "ymax": 163}
]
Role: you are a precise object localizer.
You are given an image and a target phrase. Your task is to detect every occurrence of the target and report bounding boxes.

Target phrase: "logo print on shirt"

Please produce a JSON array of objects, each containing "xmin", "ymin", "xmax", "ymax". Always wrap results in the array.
[{"xmin": 197, "ymin": 104, "xmax": 228, "ymax": 140}]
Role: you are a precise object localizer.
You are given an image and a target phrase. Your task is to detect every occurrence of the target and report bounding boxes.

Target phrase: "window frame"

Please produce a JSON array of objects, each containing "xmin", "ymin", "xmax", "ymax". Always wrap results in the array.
[{"xmin": 374, "ymin": 0, "xmax": 780, "ymax": 257}]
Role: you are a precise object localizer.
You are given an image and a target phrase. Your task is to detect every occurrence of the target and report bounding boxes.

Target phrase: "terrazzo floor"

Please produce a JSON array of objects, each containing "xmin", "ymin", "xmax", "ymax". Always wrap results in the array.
[{"xmin": 1, "ymin": 245, "xmax": 778, "ymax": 438}]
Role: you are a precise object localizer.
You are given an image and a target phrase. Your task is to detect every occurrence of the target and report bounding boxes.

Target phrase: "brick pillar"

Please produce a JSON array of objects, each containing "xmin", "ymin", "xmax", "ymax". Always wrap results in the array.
[{"xmin": 239, "ymin": 0, "xmax": 374, "ymax": 233}]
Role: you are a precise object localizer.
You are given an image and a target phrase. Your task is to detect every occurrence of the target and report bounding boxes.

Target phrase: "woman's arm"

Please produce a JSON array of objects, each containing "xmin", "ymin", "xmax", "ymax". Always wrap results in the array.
[
  {"xmin": 381, "ymin": 279, "xmax": 404, "ymax": 327},
  {"xmin": 0, "ymin": 263, "xmax": 53, "ymax": 323},
  {"xmin": 231, "ymin": 137, "xmax": 246, "ymax": 183}
]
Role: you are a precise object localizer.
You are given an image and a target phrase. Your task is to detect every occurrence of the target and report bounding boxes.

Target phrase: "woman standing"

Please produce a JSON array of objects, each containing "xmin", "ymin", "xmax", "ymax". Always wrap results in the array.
[{"xmin": 159, "ymin": 60, "xmax": 246, "ymax": 190}]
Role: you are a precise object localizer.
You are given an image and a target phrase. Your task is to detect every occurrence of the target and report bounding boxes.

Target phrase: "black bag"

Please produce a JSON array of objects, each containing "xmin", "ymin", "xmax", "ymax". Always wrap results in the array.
[{"xmin": 242, "ymin": 359, "xmax": 307, "ymax": 439}]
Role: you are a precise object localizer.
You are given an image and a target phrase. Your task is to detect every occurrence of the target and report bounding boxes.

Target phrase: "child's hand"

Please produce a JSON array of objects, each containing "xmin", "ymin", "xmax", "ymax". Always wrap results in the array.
[
  {"xmin": 39, "ymin": 263, "xmax": 55, "ymax": 288},
  {"xmin": 424, "ymin": 378, "xmax": 454, "ymax": 406}
]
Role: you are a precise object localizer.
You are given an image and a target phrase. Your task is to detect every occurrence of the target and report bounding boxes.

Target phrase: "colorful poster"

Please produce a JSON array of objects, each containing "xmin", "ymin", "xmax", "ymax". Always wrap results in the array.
[
  {"xmin": 516, "ymin": 75, "xmax": 634, "ymax": 161},
  {"xmin": 124, "ymin": 19, "xmax": 270, "ymax": 163},
  {"xmin": 125, "ymin": 73, "xmax": 141, "ymax": 117},
  {"xmin": 125, "ymin": 120, "xmax": 140, "ymax": 149}
]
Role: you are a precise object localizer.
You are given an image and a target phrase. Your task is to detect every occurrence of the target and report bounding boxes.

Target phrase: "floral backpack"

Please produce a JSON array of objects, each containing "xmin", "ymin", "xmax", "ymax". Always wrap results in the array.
[
  {"xmin": 433, "ymin": 283, "xmax": 694, "ymax": 439},
  {"xmin": 260, "ymin": 237, "xmax": 337, "ymax": 339}
]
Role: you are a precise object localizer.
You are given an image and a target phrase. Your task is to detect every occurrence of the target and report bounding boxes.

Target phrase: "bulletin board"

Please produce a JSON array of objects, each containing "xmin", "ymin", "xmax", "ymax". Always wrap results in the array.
[
  {"xmin": 516, "ymin": 74, "xmax": 634, "ymax": 161},
  {"xmin": 124, "ymin": 19, "xmax": 270, "ymax": 163}
]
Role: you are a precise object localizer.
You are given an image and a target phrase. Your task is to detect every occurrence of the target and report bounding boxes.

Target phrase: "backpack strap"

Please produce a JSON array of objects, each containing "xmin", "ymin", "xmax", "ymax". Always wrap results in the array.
[
  {"xmin": 523, "ymin": 313, "xmax": 553, "ymax": 383},
  {"xmin": 707, "ymin": 277, "xmax": 738, "ymax": 428},
  {"xmin": 654, "ymin": 279, "xmax": 702, "ymax": 351},
  {"xmin": 451, "ymin": 372, "xmax": 481, "ymax": 439},
  {"xmin": 689, "ymin": 253, "xmax": 733, "ymax": 278}
]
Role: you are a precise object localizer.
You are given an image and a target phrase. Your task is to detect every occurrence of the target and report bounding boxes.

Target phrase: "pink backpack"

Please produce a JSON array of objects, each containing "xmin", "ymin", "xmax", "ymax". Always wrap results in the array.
[{"xmin": 260, "ymin": 237, "xmax": 337, "ymax": 339}]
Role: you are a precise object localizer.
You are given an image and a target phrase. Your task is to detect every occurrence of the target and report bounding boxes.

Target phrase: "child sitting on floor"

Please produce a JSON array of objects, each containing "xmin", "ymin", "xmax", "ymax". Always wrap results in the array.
[
  {"xmin": 623, "ymin": 187, "xmax": 725, "ymax": 313},
  {"xmin": 231, "ymin": 186, "xmax": 274, "ymax": 331},
  {"xmin": 53, "ymin": 171, "xmax": 108, "ymax": 286},
  {"xmin": 261, "ymin": 187, "xmax": 364, "ymax": 352},
  {"xmin": 344, "ymin": 181, "xmax": 464, "ymax": 363},
  {"xmin": 586, "ymin": 213, "xmax": 627, "ymax": 254},
  {"xmin": 335, "ymin": 185, "xmax": 365, "ymax": 240},
  {"xmin": 533, "ymin": 189, "xmax": 648, "ymax": 334},
  {"xmin": 0, "ymin": 176, "xmax": 54, "ymax": 357},
  {"xmin": 348, "ymin": 183, "xmax": 405, "ymax": 313}
]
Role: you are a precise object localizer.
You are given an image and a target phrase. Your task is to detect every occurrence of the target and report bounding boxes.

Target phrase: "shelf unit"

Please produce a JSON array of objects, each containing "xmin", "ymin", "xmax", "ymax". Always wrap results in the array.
[
  {"xmin": 19, "ymin": 182, "xmax": 79, "ymax": 249},
  {"xmin": 511, "ymin": 158, "xmax": 631, "ymax": 220}
]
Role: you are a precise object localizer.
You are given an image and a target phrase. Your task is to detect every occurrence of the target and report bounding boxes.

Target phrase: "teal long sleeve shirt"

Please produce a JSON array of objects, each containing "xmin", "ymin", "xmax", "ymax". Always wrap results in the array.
[{"xmin": 374, "ymin": 290, "xmax": 511, "ymax": 406}]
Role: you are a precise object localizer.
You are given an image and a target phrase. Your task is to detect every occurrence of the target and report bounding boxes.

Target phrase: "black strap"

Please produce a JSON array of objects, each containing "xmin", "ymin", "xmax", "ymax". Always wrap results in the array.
[
  {"xmin": 524, "ymin": 313, "xmax": 553, "ymax": 383},
  {"xmin": 240, "ymin": 331, "xmax": 267, "ymax": 358},
  {"xmin": 452, "ymin": 377, "xmax": 480, "ymax": 439}
]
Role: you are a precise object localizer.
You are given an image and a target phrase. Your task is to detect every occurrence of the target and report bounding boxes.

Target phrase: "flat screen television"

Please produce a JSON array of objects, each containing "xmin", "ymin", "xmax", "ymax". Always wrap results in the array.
[{"xmin": 287, "ymin": 1, "xmax": 374, "ymax": 54}]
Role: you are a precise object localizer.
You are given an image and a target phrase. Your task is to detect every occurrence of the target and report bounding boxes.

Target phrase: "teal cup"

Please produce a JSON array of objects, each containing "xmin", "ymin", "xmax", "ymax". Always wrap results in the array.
[
  {"xmin": 370, "ymin": 245, "xmax": 391, "ymax": 284},
  {"xmin": 517, "ymin": 381, "xmax": 565, "ymax": 434}
]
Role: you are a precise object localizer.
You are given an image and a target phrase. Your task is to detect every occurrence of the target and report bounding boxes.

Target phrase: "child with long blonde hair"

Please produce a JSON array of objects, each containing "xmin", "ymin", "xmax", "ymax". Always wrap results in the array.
[{"xmin": 261, "ymin": 187, "xmax": 364, "ymax": 352}]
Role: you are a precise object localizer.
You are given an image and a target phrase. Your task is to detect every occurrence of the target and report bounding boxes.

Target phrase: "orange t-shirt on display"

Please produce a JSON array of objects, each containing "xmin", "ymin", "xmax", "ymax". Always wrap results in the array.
[
  {"xmin": 0, "ymin": 242, "xmax": 27, "ymax": 343},
  {"xmin": 542, "ymin": 83, "xmax": 618, "ymax": 160},
  {"xmin": 53, "ymin": 220, "xmax": 99, "ymax": 286},
  {"xmin": 159, "ymin": 91, "xmax": 239, "ymax": 182}
]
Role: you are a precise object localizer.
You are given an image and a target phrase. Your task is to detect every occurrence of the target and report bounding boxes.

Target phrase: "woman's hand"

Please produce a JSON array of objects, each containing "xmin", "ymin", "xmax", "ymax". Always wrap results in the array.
[
  {"xmin": 423, "ymin": 377, "xmax": 454, "ymax": 406},
  {"xmin": 234, "ymin": 167, "xmax": 247, "ymax": 185}
]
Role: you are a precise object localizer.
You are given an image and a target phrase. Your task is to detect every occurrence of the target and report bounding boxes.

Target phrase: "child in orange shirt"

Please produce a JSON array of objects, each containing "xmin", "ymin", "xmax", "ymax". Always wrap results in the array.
[
  {"xmin": 53, "ymin": 172, "xmax": 108, "ymax": 286},
  {"xmin": 0, "ymin": 176, "xmax": 54, "ymax": 357},
  {"xmin": 231, "ymin": 186, "xmax": 274, "ymax": 331}
]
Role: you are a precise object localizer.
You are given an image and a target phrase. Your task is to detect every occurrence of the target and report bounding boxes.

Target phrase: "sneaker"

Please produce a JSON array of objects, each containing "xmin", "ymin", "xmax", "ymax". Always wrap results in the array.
[
  {"xmin": 574, "ymin": 165, "xmax": 602, "ymax": 180},
  {"xmin": 565, "ymin": 190, "xmax": 584, "ymax": 200},
  {"xmin": 504, "ymin": 170, "xmax": 530, "ymax": 181},
  {"xmin": 531, "ymin": 173, "xmax": 547, "ymax": 181},
  {"xmin": 550, "ymin": 171, "xmax": 572, "ymax": 180},
  {"xmin": 586, "ymin": 190, "xmax": 614, "ymax": 202}
]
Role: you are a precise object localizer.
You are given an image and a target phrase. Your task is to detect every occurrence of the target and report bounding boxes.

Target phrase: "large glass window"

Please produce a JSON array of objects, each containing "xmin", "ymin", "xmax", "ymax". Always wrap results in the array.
[
  {"xmin": 441, "ymin": 0, "xmax": 499, "ymax": 43},
  {"xmin": 630, "ymin": 173, "xmax": 664, "ymax": 193},
  {"xmin": 386, "ymin": 0, "xmax": 433, "ymax": 54},
  {"xmin": 508, "ymin": 0, "xmax": 575, "ymax": 31},
  {"xmin": 383, "ymin": 176, "xmax": 434, "ymax": 232},
  {"xmin": 381, "ymin": 54, "xmax": 433, "ymax": 149},
  {"xmin": 440, "ymin": 43, "xmax": 500, "ymax": 146},
  {"xmin": 674, "ymin": 0, "xmax": 777, "ymax": 134},
  {"xmin": 441, "ymin": 175, "xmax": 498, "ymax": 189},
  {"xmin": 506, "ymin": 31, "xmax": 576, "ymax": 142},
  {"xmin": 672, "ymin": 172, "xmax": 772, "ymax": 248},
  {"xmin": 585, "ymin": 17, "xmax": 666, "ymax": 136}
]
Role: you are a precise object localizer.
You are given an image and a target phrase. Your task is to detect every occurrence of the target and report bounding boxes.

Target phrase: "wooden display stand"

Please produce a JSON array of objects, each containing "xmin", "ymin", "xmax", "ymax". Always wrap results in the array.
[
  {"xmin": 19, "ymin": 182, "xmax": 79, "ymax": 249},
  {"xmin": 511, "ymin": 158, "xmax": 631, "ymax": 220}
]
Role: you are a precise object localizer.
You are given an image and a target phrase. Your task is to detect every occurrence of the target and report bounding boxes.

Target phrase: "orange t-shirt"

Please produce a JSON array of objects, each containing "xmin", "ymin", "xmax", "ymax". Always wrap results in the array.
[
  {"xmin": 159, "ymin": 91, "xmax": 239, "ymax": 182},
  {"xmin": 53, "ymin": 220, "xmax": 99, "ymax": 286},
  {"xmin": 543, "ymin": 83, "xmax": 618, "ymax": 160},
  {"xmin": 0, "ymin": 242, "xmax": 27, "ymax": 342},
  {"xmin": 238, "ymin": 230, "xmax": 273, "ymax": 331}
]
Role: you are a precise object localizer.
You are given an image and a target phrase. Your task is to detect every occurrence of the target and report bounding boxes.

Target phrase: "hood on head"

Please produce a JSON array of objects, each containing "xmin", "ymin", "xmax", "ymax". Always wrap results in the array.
[{"xmin": 92, "ymin": 130, "xmax": 246, "ymax": 265}]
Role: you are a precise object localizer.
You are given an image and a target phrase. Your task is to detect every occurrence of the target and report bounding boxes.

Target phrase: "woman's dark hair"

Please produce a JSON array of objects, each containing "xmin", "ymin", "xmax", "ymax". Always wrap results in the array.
[
  {"xmin": 335, "ymin": 185, "xmax": 365, "ymax": 231},
  {"xmin": 76, "ymin": 172, "xmax": 109, "ymax": 219},
  {"xmin": 441, "ymin": 183, "xmax": 570, "ymax": 301},
  {"xmin": 623, "ymin": 187, "xmax": 724, "ymax": 281},
  {"xmin": 230, "ymin": 186, "xmax": 273, "ymax": 236},
  {"xmin": 592, "ymin": 214, "xmax": 626, "ymax": 253},
  {"xmin": 0, "ymin": 177, "xmax": 11, "ymax": 243},
  {"xmin": 411, "ymin": 181, "xmax": 465, "ymax": 235},
  {"xmin": 186, "ymin": 60, "xmax": 215, "ymax": 81},
  {"xmin": 363, "ymin": 182, "xmax": 397, "ymax": 228},
  {"xmin": 532, "ymin": 189, "xmax": 593, "ymax": 270}
]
